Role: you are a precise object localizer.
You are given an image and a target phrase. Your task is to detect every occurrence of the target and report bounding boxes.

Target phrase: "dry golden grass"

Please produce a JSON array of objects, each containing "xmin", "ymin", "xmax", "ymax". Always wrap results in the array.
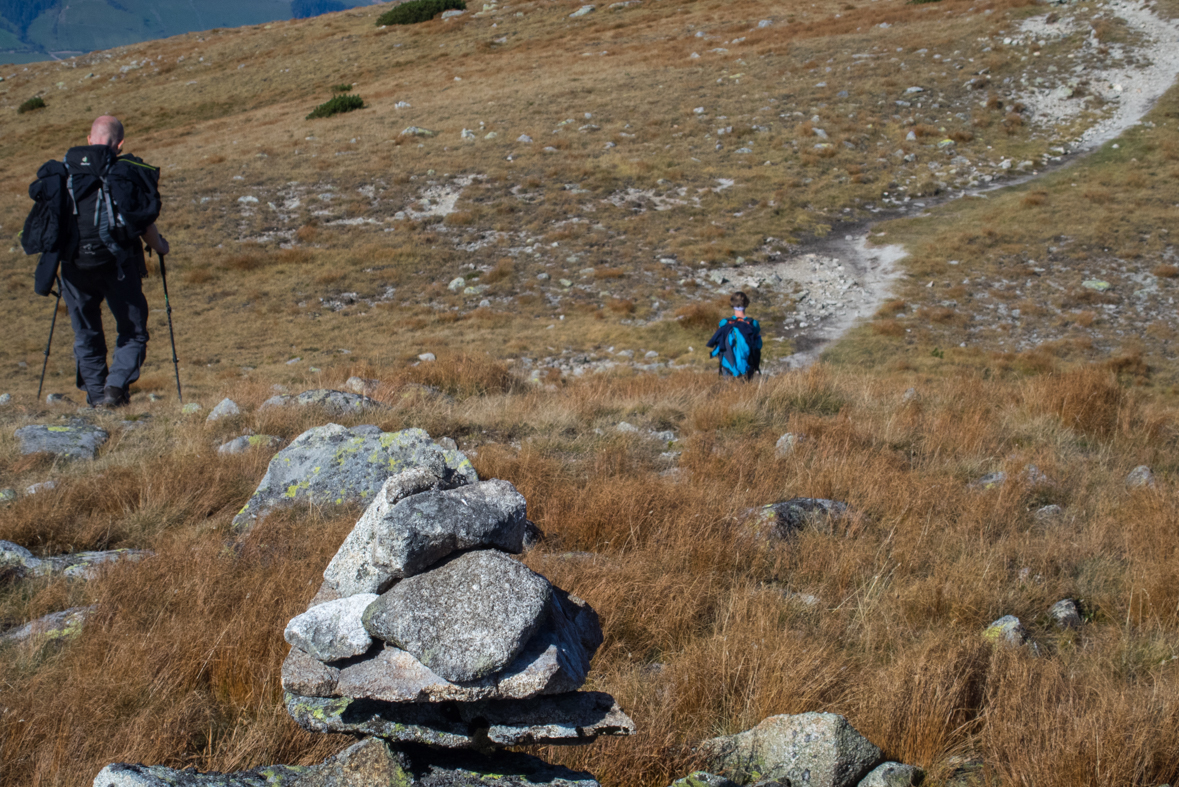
[{"xmin": 1, "ymin": 363, "xmax": 1178, "ymax": 786}]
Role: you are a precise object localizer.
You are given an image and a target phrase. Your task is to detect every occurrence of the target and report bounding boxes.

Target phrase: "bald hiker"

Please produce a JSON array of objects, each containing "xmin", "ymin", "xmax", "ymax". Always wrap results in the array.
[{"xmin": 24, "ymin": 115, "xmax": 168, "ymax": 408}]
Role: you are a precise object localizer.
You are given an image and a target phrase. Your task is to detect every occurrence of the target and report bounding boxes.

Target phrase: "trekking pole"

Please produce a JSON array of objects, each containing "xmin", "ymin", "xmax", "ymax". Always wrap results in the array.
[
  {"xmin": 157, "ymin": 252, "xmax": 183, "ymax": 403},
  {"xmin": 36, "ymin": 275, "xmax": 64, "ymax": 401}
]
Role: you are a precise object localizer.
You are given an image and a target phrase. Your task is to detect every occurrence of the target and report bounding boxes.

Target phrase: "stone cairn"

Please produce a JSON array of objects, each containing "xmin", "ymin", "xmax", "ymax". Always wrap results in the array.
[
  {"xmin": 282, "ymin": 469, "xmax": 636, "ymax": 749},
  {"xmin": 95, "ymin": 459, "xmax": 633, "ymax": 787}
]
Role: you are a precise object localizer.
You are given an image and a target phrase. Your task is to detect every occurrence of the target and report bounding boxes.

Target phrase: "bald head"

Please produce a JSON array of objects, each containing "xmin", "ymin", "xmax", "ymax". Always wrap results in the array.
[{"xmin": 88, "ymin": 115, "xmax": 125, "ymax": 150}]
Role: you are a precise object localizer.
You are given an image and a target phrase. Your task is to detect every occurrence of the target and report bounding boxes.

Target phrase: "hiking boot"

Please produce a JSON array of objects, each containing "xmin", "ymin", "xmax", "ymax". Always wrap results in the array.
[{"xmin": 100, "ymin": 386, "xmax": 129, "ymax": 409}]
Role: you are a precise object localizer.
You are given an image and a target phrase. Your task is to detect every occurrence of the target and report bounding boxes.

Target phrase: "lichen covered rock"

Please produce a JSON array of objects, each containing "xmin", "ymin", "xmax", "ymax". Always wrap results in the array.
[
  {"xmin": 15, "ymin": 423, "xmax": 108, "ymax": 460},
  {"xmin": 231, "ymin": 425, "xmax": 476, "ymax": 533}
]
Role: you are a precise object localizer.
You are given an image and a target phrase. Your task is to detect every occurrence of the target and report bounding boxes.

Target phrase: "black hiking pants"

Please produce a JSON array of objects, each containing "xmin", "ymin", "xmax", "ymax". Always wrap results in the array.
[{"xmin": 60, "ymin": 261, "xmax": 150, "ymax": 405}]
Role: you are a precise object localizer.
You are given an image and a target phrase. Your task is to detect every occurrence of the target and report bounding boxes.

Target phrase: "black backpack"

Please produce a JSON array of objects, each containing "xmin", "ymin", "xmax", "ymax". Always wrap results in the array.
[{"xmin": 23, "ymin": 146, "xmax": 161, "ymax": 269}]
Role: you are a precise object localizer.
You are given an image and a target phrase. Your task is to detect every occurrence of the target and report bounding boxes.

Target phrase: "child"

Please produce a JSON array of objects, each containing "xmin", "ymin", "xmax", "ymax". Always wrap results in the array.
[{"xmin": 706, "ymin": 291, "xmax": 762, "ymax": 379}]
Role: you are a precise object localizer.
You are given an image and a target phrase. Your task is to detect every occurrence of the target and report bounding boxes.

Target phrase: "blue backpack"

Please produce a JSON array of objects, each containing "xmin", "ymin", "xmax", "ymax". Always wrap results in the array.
[{"xmin": 707, "ymin": 316, "xmax": 762, "ymax": 377}]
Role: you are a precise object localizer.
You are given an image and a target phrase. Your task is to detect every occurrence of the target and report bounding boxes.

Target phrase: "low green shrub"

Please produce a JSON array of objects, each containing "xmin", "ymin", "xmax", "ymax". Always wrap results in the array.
[
  {"xmin": 376, "ymin": 0, "xmax": 465, "ymax": 26},
  {"xmin": 306, "ymin": 94, "xmax": 364, "ymax": 120},
  {"xmin": 18, "ymin": 96, "xmax": 46, "ymax": 114},
  {"xmin": 331, "ymin": 83, "xmax": 353, "ymax": 94}
]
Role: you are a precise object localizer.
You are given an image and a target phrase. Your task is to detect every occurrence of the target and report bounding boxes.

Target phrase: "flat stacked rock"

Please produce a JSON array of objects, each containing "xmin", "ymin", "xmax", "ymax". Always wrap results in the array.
[{"xmin": 282, "ymin": 471, "xmax": 636, "ymax": 749}]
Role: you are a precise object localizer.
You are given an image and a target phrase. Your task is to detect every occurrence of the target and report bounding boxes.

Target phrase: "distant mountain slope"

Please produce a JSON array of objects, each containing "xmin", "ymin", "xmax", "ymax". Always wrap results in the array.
[{"xmin": 0, "ymin": 0, "xmax": 372, "ymax": 62}]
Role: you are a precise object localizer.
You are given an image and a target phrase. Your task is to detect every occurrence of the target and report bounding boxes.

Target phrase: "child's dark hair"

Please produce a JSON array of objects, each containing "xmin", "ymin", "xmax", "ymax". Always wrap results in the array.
[{"xmin": 730, "ymin": 291, "xmax": 750, "ymax": 309}]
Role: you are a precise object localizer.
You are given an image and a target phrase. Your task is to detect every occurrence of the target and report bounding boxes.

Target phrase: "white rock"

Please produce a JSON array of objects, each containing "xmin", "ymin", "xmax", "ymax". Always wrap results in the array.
[
  {"xmin": 206, "ymin": 398, "xmax": 241, "ymax": 422},
  {"xmin": 285, "ymin": 593, "xmax": 379, "ymax": 662}
]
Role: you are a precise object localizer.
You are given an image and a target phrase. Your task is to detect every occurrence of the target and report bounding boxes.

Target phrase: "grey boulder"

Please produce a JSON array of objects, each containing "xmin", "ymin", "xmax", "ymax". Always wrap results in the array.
[
  {"xmin": 1126, "ymin": 465, "xmax": 1156, "ymax": 488},
  {"xmin": 857, "ymin": 762, "xmax": 923, "ymax": 787},
  {"xmin": 15, "ymin": 423, "xmax": 108, "ymax": 460},
  {"xmin": 217, "ymin": 435, "xmax": 284, "ymax": 455},
  {"xmin": 285, "ymin": 593, "xmax": 378, "ymax": 662},
  {"xmin": 700, "ymin": 712, "xmax": 883, "ymax": 787},
  {"xmin": 295, "ymin": 389, "xmax": 383, "ymax": 415},
  {"xmin": 285, "ymin": 690, "xmax": 636, "ymax": 749},
  {"xmin": 2, "ymin": 605, "xmax": 95, "ymax": 646},
  {"xmin": 93, "ymin": 736, "xmax": 407, "ymax": 787},
  {"xmin": 206, "ymin": 398, "xmax": 241, "ymax": 422},
  {"xmin": 667, "ymin": 774, "xmax": 742, "ymax": 787},
  {"xmin": 363, "ymin": 550, "xmax": 552, "ymax": 682},
  {"xmin": 284, "ymin": 588, "xmax": 602, "ymax": 702},
  {"xmin": 0, "ymin": 543, "xmax": 151, "ymax": 581},
  {"xmin": 325, "ymin": 478, "xmax": 527, "ymax": 596},
  {"xmin": 749, "ymin": 498, "xmax": 849, "ymax": 538},
  {"xmin": 231, "ymin": 425, "xmax": 476, "ymax": 533}
]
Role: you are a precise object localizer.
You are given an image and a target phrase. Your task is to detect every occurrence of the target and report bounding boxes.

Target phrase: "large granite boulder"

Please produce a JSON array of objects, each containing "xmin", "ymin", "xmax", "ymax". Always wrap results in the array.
[
  {"xmin": 284, "ymin": 593, "xmax": 378, "ymax": 663},
  {"xmin": 14, "ymin": 423, "xmax": 108, "ymax": 460},
  {"xmin": 285, "ymin": 690, "xmax": 636, "ymax": 748},
  {"xmin": 284, "ymin": 587, "xmax": 601, "ymax": 703},
  {"xmin": 231, "ymin": 425, "xmax": 476, "ymax": 533},
  {"xmin": 363, "ymin": 550, "xmax": 552, "ymax": 682},
  {"xmin": 701, "ymin": 713, "xmax": 883, "ymax": 787},
  {"xmin": 324, "ymin": 478, "xmax": 528, "ymax": 596}
]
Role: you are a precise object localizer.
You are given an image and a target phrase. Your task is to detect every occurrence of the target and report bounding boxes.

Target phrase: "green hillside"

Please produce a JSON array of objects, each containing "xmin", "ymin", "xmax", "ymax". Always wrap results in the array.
[{"xmin": 0, "ymin": 0, "xmax": 369, "ymax": 62}]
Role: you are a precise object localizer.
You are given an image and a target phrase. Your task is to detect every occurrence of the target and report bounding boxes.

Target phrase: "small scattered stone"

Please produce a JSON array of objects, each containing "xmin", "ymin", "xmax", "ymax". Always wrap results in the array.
[
  {"xmin": 181, "ymin": 402, "xmax": 202, "ymax": 414},
  {"xmin": 775, "ymin": 433, "xmax": 799, "ymax": 456},
  {"xmin": 858, "ymin": 762, "xmax": 924, "ymax": 787},
  {"xmin": 205, "ymin": 398, "xmax": 241, "ymax": 422},
  {"xmin": 448, "ymin": 277, "xmax": 467, "ymax": 291},
  {"xmin": 26, "ymin": 480, "xmax": 56, "ymax": 495},
  {"xmin": 46, "ymin": 393, "xmax": 74, "ymax": 405},
  {"xmin": 901, "ymin": 387, "xmax": 919, "ymax": 404},
  {"xmin": 0, "ymin": 489, "xmax": 16, "ymax": 503},
  {"xmin": 1126, "ymin": 465, "xmax": 1156, "ymax": 488},
  {"xmin": 0, "ymin": 393, "xmax": 11, "ymax": 405},
  {"xmin": 750, "ymin": 498, "xmax": 848, "ymax": 538},
  {"xmin": 345, "ymin": 376, "xmax": 380, "ymax": 396},
  {"xmin": 1082, "ymin": 279, "xmax": 1111, "ymax": 292},
  {"xmin": 1034, "ymin": 504, "xmax": 1063, "ymax": 521},
  {"xmin": 1049, "ymin": 599, "xmax": 1083, "ymax": 629},
  {"xmin": 259, "ymin": 394, "xmax": 292, "ymax": 410},
  {"xmin": 217, "ymin": 435, "xmax": 284, "ymax": 455},
  {"xmin": 983, "ymin": 615, "xmax": 1027, "ymax": 647},
  {"xmin": 401, "ymin": 126, "xmax": 436, "ymax": 137},
  {"xmin": 569, "ymin": 4, "xmax": 595, "ymax": 17},
  {"xmin": 419, "ymin": 353, "xmax": 437, "ymax": 362}
]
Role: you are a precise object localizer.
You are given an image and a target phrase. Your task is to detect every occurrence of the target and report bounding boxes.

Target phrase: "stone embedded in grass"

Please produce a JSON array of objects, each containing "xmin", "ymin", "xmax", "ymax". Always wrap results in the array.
[
  {"xmin": 231, "ymin": 424, "xmax": 476, "ymax": 533},
  {"xmin": 294, "ymin": 389, "xmax": 382, "ymax": 415},
  {"xmin": 970, "ymin": 471, "xmax": 1006, "ymax": 490},
  {"xmin": 1126, "ymin": 465, "xmax": 1155, "ymax": 488},
  {"xmin": 1, "ymin": 542, "xmax": 152, "ymax": 582},
  {"xmin": 95, "ymin": 737, "xmax": 407, "ymax": 787},
  {"xmin": 448, "ymin": 276, "xmax": 467, "ymax": 291},
  {"xmin": 700, "ymin": 712, "xmax": 883, "ymax": 787},
  {"xmin": 1050, "ymin": 599, "xmax": 1083, "ymax": 629},
  {"xmin": 14, "ymin": 423, "xmax": 108, "ymax": 460},
  {"xmin": 363, "ymin": 550, "xmax": 552, "ymax": 682},
  {"xmin": 983, "ymin": 615, "xmax": 1027, "ymax": 647},
  {"xmin": 2, "ymin": 605, "xmax": 95, "ymax": 647},
  {"xmin": 285, "ymin": 593, "xmax": 378, "ymax": 662},
  {"xmin": 666, "ymin": 773, "xmax": 742, "ymax": 787},
  {"xmin": 46, "ymin": 393, "xmax": 73, "ymax": 404},
  {"xmin": 569, "ymin": 5, "xmax": 595, "ymax": 17},
  {"xmin": 748, "ymin": 497, "xmax": 849, "ymax": 538},
  {"xmin": 205, "ymin": 398, "xmax": 241, "ymax": 422},
  {"xmin": 858, "ymin": 762, "xmax": 924, "ymax": 787},
  {"xmin": 0, "ymin": 393, "xmax": 10, "ymax": 405},
  {"xmin": 259, "ymin": 394, "xmax": 292, "ymax": 410},
  {"xmin": 1034, "ymin": 503, "xmax": 1063, "ymax": 521},
  {"xmin": 181, "ymin": 403, "xmax": 202, "ymax": 414},
  {"xmin": 401, "ymin": 126, "xmax": 436, "ymax": 137},
  {"xmin": 775, "ymin": 432, "xmax": 800, "ymax": 456},
  {"xmin": 217, "ymin": 435, "xmax": 283, "ymax": 455}
]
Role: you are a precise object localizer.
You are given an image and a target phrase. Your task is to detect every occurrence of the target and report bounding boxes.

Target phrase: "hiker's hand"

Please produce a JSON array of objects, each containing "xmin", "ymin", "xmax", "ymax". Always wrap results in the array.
[{"xmin": 144, "ymin": 224, "xmax": 170, "ymax": 255}]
